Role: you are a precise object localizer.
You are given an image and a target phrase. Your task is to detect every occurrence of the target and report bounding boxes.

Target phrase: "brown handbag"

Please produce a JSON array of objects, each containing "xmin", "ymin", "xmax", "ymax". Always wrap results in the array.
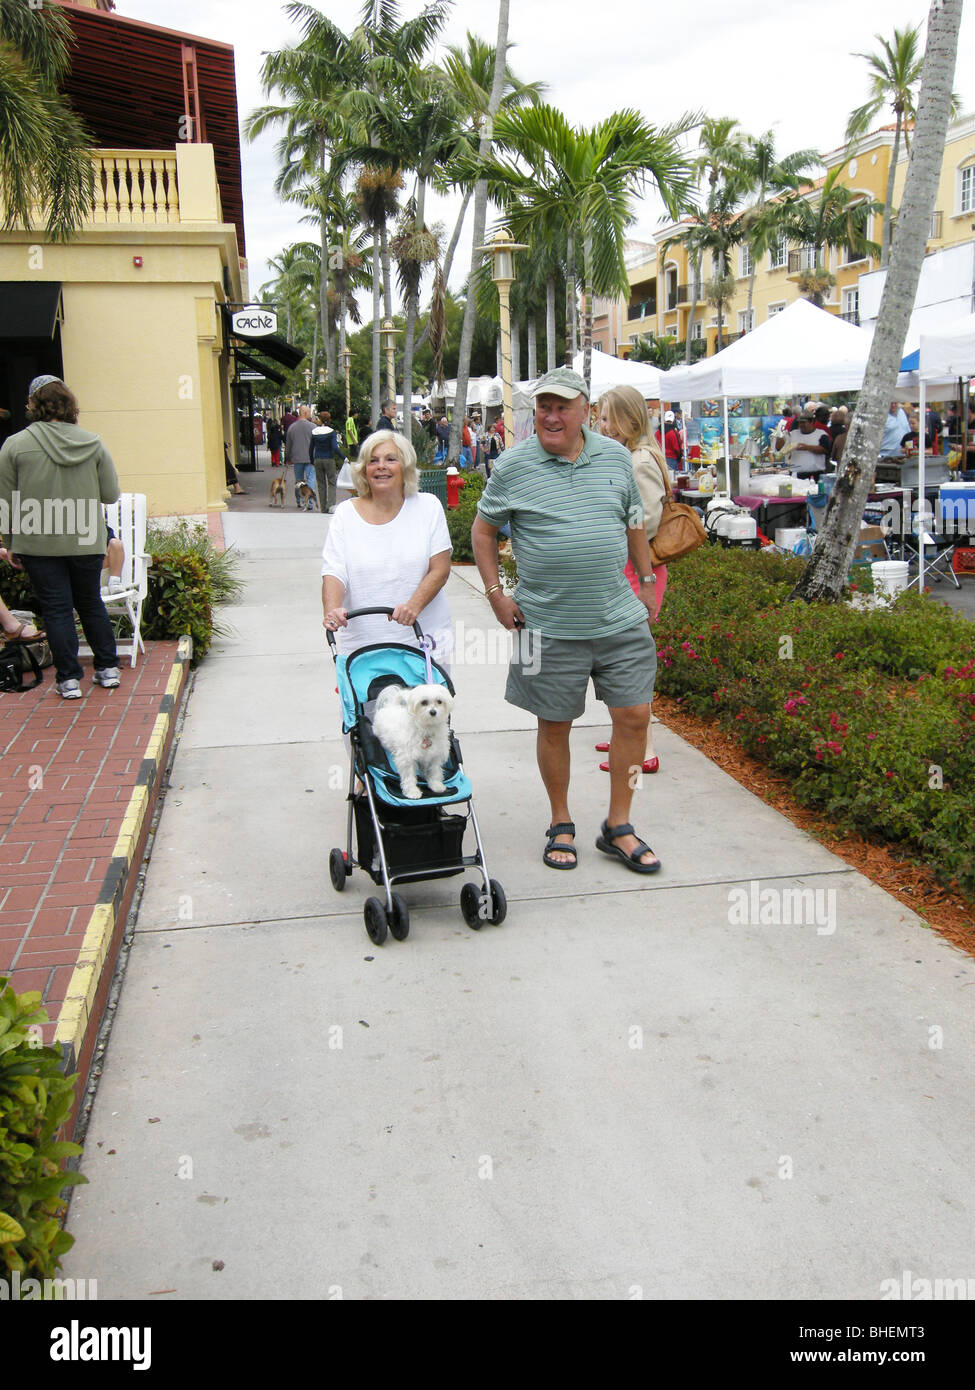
[{"xmin": 648, "ymin": 457, "xmax": 707, "ymax": 566}]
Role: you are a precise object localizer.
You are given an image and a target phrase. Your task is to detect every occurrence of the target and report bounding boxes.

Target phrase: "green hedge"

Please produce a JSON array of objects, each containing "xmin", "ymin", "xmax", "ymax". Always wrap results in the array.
[
  {"xmin": 655, "ymin": 545, "xmax": 975, "ymax": 899},
  {"xmin": 445, "ymin": 472, "xmax": 485, "ymax": 561},
  {"xmin": 0, "ymin": 978, "xmax": 86, "ymax": 1293}
]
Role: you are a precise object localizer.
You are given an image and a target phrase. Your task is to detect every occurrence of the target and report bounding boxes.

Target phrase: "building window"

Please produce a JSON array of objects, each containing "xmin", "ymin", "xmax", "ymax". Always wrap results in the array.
[
  {"xmin": 738, "ymin": 309, "xmax": 754, "ymax": 333},
  {"xmin": 961, "ymin": 165, "xmax": 975, "ymax": 214},
  {"xmin": 800, "ymin": 243, "xmax": 818, "ymax": 271},
  {"xmin": 739, "ymin": 245, "xmax": 753, "ymax": 279},
  {"xmin": 769, "ymin": 238, "xmax": 787, "ymax": 270},
  {"xmin": 768, "ymin": 302, "xmax": 785, "ymax": 318},
  {"xmin": 842, "ymin": 288, "xmax": 859, "ymax": 325},
  {"xmin": 691, "ymin": 320, "xmax": 703, "ymax": 340}
]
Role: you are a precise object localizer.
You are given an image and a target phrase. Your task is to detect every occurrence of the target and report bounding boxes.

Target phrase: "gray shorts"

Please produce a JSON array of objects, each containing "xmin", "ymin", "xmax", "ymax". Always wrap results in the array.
[{"xmin": 505, "ymin": 622, "xmax": 656, "ymax": 722}]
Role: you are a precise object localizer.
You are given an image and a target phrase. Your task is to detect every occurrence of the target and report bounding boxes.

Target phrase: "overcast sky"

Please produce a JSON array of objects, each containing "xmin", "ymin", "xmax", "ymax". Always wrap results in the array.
[{"xmin": 120, "ymin": 0, "xmax": 975, "ymax": 309}]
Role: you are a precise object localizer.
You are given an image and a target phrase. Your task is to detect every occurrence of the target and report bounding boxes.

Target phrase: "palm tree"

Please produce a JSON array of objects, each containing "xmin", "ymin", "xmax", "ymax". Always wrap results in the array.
[
  {"xmin": 793, "ymin": 0, "xmax": 963, "ymax": 603},
  {"xmin": 476, "ymin": 103, "xmax": 697, "ymax": 393},
  {"xmin": 259, "ymin": 242, "xmax": 321, "ymax": 342},
  {"xmin": 775, "ymin": 167, "xmax": 883, "ymax": 304},
  {"xmin": 733, "ymin": 131, "xmax": 822, "ymax": 324},
  {"xmin": 0, "ymin": 0, "xmax": 94, "ymax": 240},
  {"xmin": 846, "ymin": 23, "xmax": 960, "ymax": 267}
]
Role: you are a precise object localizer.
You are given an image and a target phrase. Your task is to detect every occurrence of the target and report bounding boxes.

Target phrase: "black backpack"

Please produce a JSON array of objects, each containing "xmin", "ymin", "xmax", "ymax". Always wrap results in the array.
[{"xmin": 0, "ymin": 642, "xmax": 43, "ymax": 692}]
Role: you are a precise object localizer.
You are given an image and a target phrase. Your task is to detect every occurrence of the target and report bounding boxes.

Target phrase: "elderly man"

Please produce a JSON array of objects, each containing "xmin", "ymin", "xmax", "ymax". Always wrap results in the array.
[
  {"xmin": 784, "ymin": 408, "xmax": 831, "ymax": 479},
  {"xmin": 285, "ymin": 404, "xmax": 317, "ymax": 509},
  {"xmin": 471, "ymin": 367, "xmax": 660, "ymax": 874}
]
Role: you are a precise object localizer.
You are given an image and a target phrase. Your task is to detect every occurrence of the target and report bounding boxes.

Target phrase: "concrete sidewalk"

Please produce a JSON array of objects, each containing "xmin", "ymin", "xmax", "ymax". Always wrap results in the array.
[{"xmin": 62, "ymin": 501, "xmax": 975, "ymax": 1300}]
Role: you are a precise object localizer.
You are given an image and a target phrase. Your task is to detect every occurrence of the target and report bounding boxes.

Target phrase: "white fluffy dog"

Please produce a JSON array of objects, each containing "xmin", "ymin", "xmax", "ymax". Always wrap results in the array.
[{"xmin": 372, "ymin": 683, "xmax": 454, "ymax": 799}]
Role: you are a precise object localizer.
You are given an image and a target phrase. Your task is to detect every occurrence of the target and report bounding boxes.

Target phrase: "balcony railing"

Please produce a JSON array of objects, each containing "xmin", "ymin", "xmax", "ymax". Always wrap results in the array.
[
  {"xmin": 929, "ymin": 209, "xmax": 943, "ymax": 239},
  {"xmin": 89, "ymin": 151, "xmax": 180, "ymax": 225},
  {"xmin": 627, "ymin": 300, "xmax": 656, "ymax": 321},
  {"xmin": 665, "ymin": 284, "xmax": 690, "ymax": 311},
  {"xmin": 841, "ymin": 310, "xmax": 860, "ymax": 326}
]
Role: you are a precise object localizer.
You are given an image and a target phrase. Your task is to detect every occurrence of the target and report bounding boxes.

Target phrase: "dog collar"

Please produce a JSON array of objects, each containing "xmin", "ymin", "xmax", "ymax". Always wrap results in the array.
[{"xmin": 421, "ymin": 737, "xmax": 432, "ymax": 750}]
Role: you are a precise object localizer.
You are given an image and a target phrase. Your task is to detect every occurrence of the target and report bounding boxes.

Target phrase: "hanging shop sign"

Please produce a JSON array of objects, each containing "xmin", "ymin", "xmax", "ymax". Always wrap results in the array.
[{"xmin": 231, "ymin": 305, "xmax": 278, "ymax": 337}]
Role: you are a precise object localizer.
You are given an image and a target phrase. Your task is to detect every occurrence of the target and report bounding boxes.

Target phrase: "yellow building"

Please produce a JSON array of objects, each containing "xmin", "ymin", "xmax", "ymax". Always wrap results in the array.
[
  {"xmin": 0, "ymin": 2, "xmax": 298, "ymax": 516},
  {"xmin": 615, "ymin": 112, "xmax": 975, "ymax": 361}
]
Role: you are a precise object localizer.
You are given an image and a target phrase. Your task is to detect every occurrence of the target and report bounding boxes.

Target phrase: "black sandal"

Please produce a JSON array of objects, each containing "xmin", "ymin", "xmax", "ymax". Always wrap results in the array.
[
  {"xmin": 595, "ymin": 820, "xmax": 660, "ymax": 874},
  {"xmin": 543, "ymin": 822, "xmax": 577, "ymax": 870}
]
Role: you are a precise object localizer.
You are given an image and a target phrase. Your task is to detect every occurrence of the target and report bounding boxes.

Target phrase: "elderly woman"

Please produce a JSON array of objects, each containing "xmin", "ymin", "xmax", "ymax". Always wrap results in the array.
[
  {"xmin": 0, "ymin": 375, "xmax": 120, "ymax": 699},
  {"xmin": 594, "ymin": 385, "xmax": 668, "ymax": 775},
  {"xmin": 321, "ymin": 430, "xmax": 453, "ymax": 663}
]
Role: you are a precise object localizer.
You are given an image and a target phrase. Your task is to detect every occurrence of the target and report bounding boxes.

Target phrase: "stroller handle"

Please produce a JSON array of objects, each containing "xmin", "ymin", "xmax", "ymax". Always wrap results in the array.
[{"xmin": 325, "ymin": 606, "xmax": 425, "ymax": 651}]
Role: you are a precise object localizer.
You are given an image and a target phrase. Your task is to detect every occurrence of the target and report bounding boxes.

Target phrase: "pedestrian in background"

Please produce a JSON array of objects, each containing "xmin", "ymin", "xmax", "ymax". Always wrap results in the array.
[
  {"xmin": 0, "ymin": 375, "xmax": 121, "ymax": 698},
  {"xmin": 285, "ymin": 404, "xmax": 317, "ymax": 509}
]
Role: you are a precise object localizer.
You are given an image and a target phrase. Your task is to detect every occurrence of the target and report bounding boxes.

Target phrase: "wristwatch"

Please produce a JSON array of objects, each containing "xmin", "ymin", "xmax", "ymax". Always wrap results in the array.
[{"xmin": 639, "ymin": 574, "xmax": 656, "ymax": 584}]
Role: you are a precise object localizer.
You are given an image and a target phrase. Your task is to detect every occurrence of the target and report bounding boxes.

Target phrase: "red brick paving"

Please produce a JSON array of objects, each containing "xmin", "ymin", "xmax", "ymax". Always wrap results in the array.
[{"xmin": 0, "ymin": 642, "xmax": 184, "ymax": 1044}]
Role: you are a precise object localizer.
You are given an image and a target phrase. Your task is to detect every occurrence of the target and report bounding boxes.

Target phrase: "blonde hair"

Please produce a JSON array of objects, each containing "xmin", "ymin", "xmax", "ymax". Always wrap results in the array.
[
  {"xmin": 352, "ymin": 431, "xmax": 419, "ymax": 498},
  {"xmin": 598, "ymin": 386, "xmax": 665, "ymax": 468}
]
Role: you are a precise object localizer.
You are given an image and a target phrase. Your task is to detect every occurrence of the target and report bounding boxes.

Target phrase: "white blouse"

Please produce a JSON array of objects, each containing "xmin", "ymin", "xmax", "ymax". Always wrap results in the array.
[{"xmin": 322, "ymin": 492, "xmax": 453, "ymax": 659}]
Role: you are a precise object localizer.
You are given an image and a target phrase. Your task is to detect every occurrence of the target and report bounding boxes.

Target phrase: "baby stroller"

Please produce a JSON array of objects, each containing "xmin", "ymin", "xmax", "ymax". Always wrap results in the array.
[{"xmin": 327, "ymin": 607, "xmax": 506, "ymax": 945}]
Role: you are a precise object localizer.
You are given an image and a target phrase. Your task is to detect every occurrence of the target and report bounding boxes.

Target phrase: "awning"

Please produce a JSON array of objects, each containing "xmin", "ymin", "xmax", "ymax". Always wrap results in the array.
[
  {"xmin": 233, "ymin": 348, "xmax": 286, "ymax": 387},
  {"xmin": 900, "ymin": 348, "xmax": 920, "ymax": 372},
  {"xmin": 0, "ymin": 282, "xmax": 63, "ymax": 339},
  {"xmin": 221, "ymin": 305, "xmax": 305, "ymax": 372}
]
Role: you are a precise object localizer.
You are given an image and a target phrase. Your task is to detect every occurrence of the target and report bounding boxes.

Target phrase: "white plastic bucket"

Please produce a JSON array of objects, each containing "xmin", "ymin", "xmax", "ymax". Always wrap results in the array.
[
  {"xmin": 775, "ymin": 527, "xmax": 806, "ymax": 550},
  {"xmin": 871, "ymin": 560, "xmax": 909, "ymax": 601}
]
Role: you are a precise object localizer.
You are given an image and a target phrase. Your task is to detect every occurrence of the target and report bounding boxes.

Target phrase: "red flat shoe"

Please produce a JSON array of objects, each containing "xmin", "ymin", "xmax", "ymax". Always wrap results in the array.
[
  {"xmin": 600, "ymin": 758, "xmax": 659, "ymax": 774},
  {"xmin": 594, "ymin": 742, "xmax": 610, "ymax": 752}
]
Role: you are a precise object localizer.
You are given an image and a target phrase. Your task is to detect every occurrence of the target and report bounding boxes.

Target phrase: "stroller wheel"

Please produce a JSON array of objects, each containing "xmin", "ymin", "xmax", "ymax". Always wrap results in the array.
[
  {"xmin": 388, "ymin": 894, "xmax": 410, "ymax": 941},
  {"xmin": 329, "ymin": 848, "xmax": 348, "ymax": 892},
  {"xmin": 460, "ymin": 882, "xmax": 486, "ymax": 930},
  {"xmin": 488, "ymin": 879, "xmax": 507, "ymax": 926},
  {"xmin": 364, "ymin": 897, "xmax": 388, "ymax": 945}
]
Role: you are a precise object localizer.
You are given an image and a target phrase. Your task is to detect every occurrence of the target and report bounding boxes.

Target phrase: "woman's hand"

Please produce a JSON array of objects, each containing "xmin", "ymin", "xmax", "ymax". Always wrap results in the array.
[
  {"xmin": 390, "ymin": 602, "xmax": 419, "ymax": 628},
  {"xmin": 323, "ymin": 607, "xmax": 348, "ymax": 633}
]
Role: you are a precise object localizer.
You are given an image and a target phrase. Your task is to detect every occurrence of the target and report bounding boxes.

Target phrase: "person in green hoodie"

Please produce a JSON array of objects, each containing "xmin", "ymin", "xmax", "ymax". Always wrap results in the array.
[{"xmin": 0, "ymin": 376, "xmax": 121, "ymax": 699}]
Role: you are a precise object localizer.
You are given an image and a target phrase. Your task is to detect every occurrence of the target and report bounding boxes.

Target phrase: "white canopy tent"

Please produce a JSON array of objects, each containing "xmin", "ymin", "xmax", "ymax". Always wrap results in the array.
[
  {"xmin": 908, "ymin": 313, "xmax": 975, "ymax": 588},
  {"xmin": 658, "ymin": 299, "xmax": 874, "ymax": 466},
  {"xmin": 569, "ymin": 348, "xmax": 663, "ymax": 401}
]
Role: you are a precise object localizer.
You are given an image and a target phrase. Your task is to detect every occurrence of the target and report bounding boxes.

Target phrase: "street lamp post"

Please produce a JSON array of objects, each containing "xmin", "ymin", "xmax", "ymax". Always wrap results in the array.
[
  {"xmin": 340, "ymin": 346, "xmax": 352, "ymax": 418},
  {"xmin": 477, "ymin": 228, "xmax": 528, "ymax": 443},
  {"xmin": 380, "ymin": 319, "xmax": 399, "ymax": 418},
  {"xmin": 303, "ymin": 366, "xmax": 311, "ymax": 406}
]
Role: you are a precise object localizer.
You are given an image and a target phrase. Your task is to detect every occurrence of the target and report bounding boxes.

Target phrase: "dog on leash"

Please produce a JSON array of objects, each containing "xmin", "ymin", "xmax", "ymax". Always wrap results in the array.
[
  {"xmin": 269, "ymin": 472, "xmax": 287, "ymax": 507},
  {"xmin": 373, "ymin": 683, "xmax": 453, "ymax": 799},
  {"xmin": 298, "ymin": 481, "xmax": 318, "ymax": 511}
]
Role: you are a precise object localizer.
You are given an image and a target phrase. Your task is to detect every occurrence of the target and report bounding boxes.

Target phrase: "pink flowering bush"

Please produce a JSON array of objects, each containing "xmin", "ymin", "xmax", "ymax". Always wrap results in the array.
[{"xmin": 655, "ymin": 546, "xmax": 975, "ymax": 897}]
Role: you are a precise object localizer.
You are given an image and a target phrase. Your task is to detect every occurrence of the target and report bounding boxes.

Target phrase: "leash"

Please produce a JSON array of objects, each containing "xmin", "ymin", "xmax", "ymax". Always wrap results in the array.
[{"xmin": 419, "ymin": 632, "xmax": 435, "ymax": 684}]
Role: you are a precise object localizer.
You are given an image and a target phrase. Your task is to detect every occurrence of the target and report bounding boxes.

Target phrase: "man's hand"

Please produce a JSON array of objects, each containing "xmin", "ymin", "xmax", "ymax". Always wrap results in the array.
[
  {"xmin": 323, "ymin": 606, "xmax": 347, "ymax": 632},
  {"xmin": 390, "ymin": 602, "xmax": 418, "ymax": 628},
  {"xmin": 637, "ymin": 580, "xmax": 656, "ymax": 621},
  {"xmin": 489, "ymin": 592, "xmax": 526, "ymax": 631}
]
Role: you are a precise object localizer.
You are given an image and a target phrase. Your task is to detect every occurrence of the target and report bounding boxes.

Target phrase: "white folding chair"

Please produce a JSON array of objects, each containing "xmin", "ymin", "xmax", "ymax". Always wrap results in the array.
[{"xmin": 79, "ymin": 493, "xmax": 152, "ymax": 667}]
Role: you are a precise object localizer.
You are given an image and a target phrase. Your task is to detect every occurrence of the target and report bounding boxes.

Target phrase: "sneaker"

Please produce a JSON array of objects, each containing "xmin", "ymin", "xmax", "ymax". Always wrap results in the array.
[
  {"xmin": 57, "ymin": 679, "xmax": 82, "ymax": 700},
  {"xmin": 107, "ymin": 576, "xmax": 124, "ymax": 594},
  {"xmin": 93, "ymin": 667, "xmax": 121, "ymax": 688}
]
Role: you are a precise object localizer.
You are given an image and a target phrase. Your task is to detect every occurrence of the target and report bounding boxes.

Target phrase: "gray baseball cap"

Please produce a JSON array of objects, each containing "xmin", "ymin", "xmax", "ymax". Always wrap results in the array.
[{"xmin": 532, "ymin": 367, "xmax": 589, "ymax": 401}]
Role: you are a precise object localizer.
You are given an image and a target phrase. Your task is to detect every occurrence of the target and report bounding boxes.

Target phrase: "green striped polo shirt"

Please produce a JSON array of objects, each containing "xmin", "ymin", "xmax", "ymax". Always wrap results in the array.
[{"xmin": 477, "ymin": 426, "xmax": 648, "ymax": 638}]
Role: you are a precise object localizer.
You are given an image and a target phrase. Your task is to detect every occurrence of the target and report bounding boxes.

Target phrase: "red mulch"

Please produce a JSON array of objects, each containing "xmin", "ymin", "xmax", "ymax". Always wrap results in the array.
[{"xmin": 654, "ymin": 694, "xmax": 975, "ymax": 958}]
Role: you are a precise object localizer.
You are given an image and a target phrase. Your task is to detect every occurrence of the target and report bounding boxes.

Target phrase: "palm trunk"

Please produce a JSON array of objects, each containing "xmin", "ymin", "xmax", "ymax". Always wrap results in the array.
[
  {"xmin": 527, "ymin": 315, "xmax": 537, "ymax": 379},
  {"xmin": 371, "ymin": 231, "xmax": 381, "ymax": 421},
  {"xmin": 581, "ymin": 234, "xmax": 593, "ymax": 395},
  {"xmin": 792, "ymin": 0, "xmax": 962, "ymax": 602},
  {"xmin": 684, "ymin": 254, "xmax": 700, "ymax": 364},
  {"xmin": 566, "ymin": 229, "xmax": 578, "ymax": 363},
  {"xmin": 880, "ymin": 112, "xmax": 904, "ymax": 268},
  {"xmin": 450, "ymin": 0, "xmax": 509, "ymax": 463},
  {"xmin": 546, "ymin": 274, "xmax": 557, "ymax": 371}
]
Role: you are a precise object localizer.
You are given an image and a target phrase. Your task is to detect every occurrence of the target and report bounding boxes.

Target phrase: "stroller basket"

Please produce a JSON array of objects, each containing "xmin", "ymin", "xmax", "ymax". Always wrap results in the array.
[{"xmin": 353, "ymin": 798, "xmax": 467, "ymax": 882}]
